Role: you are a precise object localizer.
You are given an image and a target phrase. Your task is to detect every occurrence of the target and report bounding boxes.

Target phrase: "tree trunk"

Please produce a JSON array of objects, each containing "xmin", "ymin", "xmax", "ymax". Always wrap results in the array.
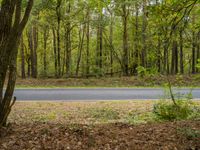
[
  {"xmin": 141, "ymin": 0, "xmax": 147, "ymax": 68},
  {"xmin": 192, "ymin": 31, "xmax": 196, "ymax": 74},
  {"xmin": 122, "ymin": 2, "xmax": 129, "ymax": 76},
  {"xmin": 86, "ymin": 8, "xmax": 90, "ymax": 78},
  {"xmin": 109, "ymin": 11, "xmax": 114, "ymax": 77},
  {"xmin": 76, "ymin": 24, "xmax": 86, "ymax": 76},
  {"xmin": 171, "ymin": 40, "xmax": 178, "ymax": 74},
  {"xmin": 197, "ymin": 31, "xmax": 200, "ymax": 72},
  {"xmin": 20, "ymin": 36, "xmax": 26, "ymax": 79},
  {"xmin": 28, "ymin": 25, "xmax": 38, "ymax": 78},
  {"xmin": 56, "ymin": 0, "xmax": 62, "ymax": 77},
  {"xmin": 43, "ymin": 28, "xmax": 48, "ymax": 76},
  {"xmin": 179, "ymin": 30, "xmax": 184, "ymax": 74},
  {"xmin": 99, "ymin": 14, "xmax": 103, "ymax": 72},
  {"xmin": 65, "ymin": 1, "xmax": 71, "ymax": 78},
  {"xmin": 0, "ymin": 0, "xmax": 33, "ymax": 126},
  {"xmin": 133, "ymin": 3, "xmax": 139, "ymax": 75},
  {"xmin": 52, "ymin": 28, "xmax": 58, "ymax": 78}
]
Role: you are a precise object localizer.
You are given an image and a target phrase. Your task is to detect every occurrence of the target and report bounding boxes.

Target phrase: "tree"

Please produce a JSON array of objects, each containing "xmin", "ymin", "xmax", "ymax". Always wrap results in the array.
[
  {"xmin": 13, "ymin": 0, "xmax": 200, "ymax": 78},
  {"xmin": 0, "ymin": 0, "xmax": 33, "ymax": 126}
]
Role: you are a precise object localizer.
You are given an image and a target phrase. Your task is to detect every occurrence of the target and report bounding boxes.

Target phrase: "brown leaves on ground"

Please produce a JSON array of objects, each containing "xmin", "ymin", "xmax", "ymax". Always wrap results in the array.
[{"xmin": 0, "ymin": 121, "xmax": 200, "ymax": 150}]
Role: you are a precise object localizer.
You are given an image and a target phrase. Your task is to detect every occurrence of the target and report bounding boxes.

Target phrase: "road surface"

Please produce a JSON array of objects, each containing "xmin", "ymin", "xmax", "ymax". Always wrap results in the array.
[{"xmin": 12, "ymin": 88, "xmax": 200, "ymax": 101}]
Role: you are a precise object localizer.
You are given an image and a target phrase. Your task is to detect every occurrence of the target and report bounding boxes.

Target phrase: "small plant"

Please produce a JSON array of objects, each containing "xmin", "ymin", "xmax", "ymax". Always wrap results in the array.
[
  {"xmin": 153, "ymin": 99, "xmax": 194, "ymax": 121},
  {"xmin": 127, "ymin": 111, "xmax": 155, "ymax": 124},
  {"xmin": 136, "ymin": 66, "xmax": 147, "ymax": 77},
  {"xmin": 33, "ymin": 112, "xmax": 57, "ymax": 122}
]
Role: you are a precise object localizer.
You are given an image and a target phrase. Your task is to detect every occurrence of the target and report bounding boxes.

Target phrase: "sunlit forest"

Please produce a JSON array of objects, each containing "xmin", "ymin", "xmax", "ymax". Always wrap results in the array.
[
  {"xmin": 17, "ymin": 0, "xmax": 200, "ymax": 78},
  {"xmin": 1, "ymin": 1, "xmax": 200, "ymax": 149}
]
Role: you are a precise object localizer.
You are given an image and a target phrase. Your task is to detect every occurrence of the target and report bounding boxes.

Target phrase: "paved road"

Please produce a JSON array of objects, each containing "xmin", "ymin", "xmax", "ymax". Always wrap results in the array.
[{"xmin": 13, "ymin": 88, "xmax": 200, "ymax": 101}]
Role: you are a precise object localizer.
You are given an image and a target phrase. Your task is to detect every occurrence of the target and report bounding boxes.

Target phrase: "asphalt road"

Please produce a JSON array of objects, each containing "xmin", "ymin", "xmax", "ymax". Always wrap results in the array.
[{"xmin": 12, "ymin": 88, "xmax": 200, "ymax": 101}]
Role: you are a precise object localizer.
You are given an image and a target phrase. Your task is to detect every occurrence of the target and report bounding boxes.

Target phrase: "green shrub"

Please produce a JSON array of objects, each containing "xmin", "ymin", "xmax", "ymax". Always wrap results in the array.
[
  {"xmin": 136, "ymin": 66, "xmax": 147, "ymax": 77},
  {"xmin": 153, "ymin": 100, "xmax": 195, "ymax": 121}
]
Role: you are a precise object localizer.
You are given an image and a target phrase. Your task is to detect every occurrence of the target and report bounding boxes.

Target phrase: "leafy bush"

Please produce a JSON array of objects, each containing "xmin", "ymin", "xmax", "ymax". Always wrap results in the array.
[
  {"xmin": 153, "ymin": 100, "xmax": 195, "ymax": 121},
  {"xmin": 136, "ymin": 66, "xmax": 147, "ymax": 77}
]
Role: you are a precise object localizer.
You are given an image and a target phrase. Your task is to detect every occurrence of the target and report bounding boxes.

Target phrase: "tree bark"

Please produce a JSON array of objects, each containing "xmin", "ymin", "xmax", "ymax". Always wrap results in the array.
[
  {"xmin": 76, "ymin": 24, "xmax": 86, "ymax": 76},
  {"xmin": 20, "ymin": 36, "xmax": 26, "ymax": 79},
  {"xmin": 52, "ymin": 28, "xmax": 58, "ymax": 78},
  {"xmin": 0, "ymin": 0, "xmax": 33, "ymax": 126},
  {"xmin": 65, "ymin": 1, "xmax": 71, "ymax": 78},
  {"xmin": 56, "ymin": 0, "xmax": 62, "ymax": 78},
  {"xmin": 43, "ymin": 28, "xmax": 49, "ymax": 76},
  {"xmin": 179, "ymin": 30, "xmax": 184, "ymax": 74},
  {"xmin": 86, "ymin": 7, "xmax": 90, "ymax": 78},
  {"xmin": 122, "ymin": 2, "xmax": 129, "ymax": 76}
]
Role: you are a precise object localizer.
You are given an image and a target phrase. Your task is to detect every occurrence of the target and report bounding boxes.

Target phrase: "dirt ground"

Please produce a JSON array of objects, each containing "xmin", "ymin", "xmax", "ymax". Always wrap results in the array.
[
  {"xmin": 0, "ymin": 121, "xmax": 200, "ymax": 150},
  {"xmin": 15, "ymin": 75, "xmax": 200, "ymax": 87}
]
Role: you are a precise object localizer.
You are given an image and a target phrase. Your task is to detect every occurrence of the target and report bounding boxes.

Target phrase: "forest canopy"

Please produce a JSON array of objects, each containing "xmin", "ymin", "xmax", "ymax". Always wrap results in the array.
[{"xmin": 17, "ymin": 0, "xmax": 200, "ymax": 78}]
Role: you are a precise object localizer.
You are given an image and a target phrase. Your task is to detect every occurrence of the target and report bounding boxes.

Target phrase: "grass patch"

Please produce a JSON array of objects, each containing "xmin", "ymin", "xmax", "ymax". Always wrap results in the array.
[
  {"xmin": 8, "ymin": 100, "xmax": 200, "ymax": 125},
  {"xmin": 86, "ymin": 108, "xmax": 120, "ymax": 121},
  {"xmin": 8, "ymin": 101, "xmax": 153, "ymax": 124},
  {"xmin": 127, "ymin": 111, "xmax": 156, "ymax": 124}
]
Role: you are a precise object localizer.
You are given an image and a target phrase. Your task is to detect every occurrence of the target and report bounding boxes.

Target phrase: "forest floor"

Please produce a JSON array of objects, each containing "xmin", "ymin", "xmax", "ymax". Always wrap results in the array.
[
  {"xmin": 0, "ymin": 101, "xmax": 200, "ymax": 149},
  {"xmin": 15, "ymin": 75, "xmax": 200, "ymax": 88}
]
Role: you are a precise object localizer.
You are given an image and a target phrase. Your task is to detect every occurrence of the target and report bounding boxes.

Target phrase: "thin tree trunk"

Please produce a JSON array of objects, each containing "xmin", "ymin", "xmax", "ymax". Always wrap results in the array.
[
  {"xmin": 179, "ymin": 30, "xmax": 184, "ymax": 74},
  {"xmin": 20, "ymin": 36, "xmax": 26, "ymax": 79},
  {"xmin": 52, "ymin": 28, "xmax": 58, "ymax": 78},
  {"xmin": 65, "ymin": 1, "xmax": 71, "ymax": 78},
  {"xmin": 43, "ymin": 28, "xmax": 48, "ymax": 76},
  {"xmin": 122, "ymin": 2, "xmax": 129, "ymax": 76},
  {"xmin": 109, "ymin": 12, "xmax": 114, "ymax": 77},
  {"xmin": 99, "ymin": 13, "xmax": 103, "ymax": 72},
  {"xmin": 76, "ymin": 24, "xmax": 86, "ymax": 76},
  {"xmin": 196, "ymin": 31, "xmax": 200, "ymax": 72},
  {"xmin": 56, "ymin": 0, "xmax": 62, "ymax": 77},
  {"xmin": 133, "ymin": 3, "xmax": 139, "ymax": 74},
  {"xmin": 86, "ymin": 8, "xmax": 90, "ymax": 78},
  {"xmin": 192, "ymin": 31, "xmax": 196, "ymax": 74},
  {"xmin": 141, "ymin": 0, "xmax": 147, "ymax": 68}
]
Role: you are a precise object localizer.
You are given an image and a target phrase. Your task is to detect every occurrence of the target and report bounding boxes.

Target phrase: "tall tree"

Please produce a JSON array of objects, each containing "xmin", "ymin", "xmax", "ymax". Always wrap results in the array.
[{"xmin": 0, "ymin": 0, "xmax": 33, "ymax": 126}]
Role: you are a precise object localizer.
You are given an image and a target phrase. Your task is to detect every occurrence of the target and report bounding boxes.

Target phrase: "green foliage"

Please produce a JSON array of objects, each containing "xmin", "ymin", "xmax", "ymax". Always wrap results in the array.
[
  {"xmin": 136, "ymin": 66, "xmax": 147, "ymax": 77},
  {"xmin": 127, "ymin": 111, "xmax": 156, "ymax": 124},
  {"xmin": 33, "ymin": 112, "xmax": 57, "ymax": 122},
  {"xmin": 153, "ymin": 99, "xmax": 197, "ymax": 121},
  {"xmin": 196, "ymin": 59, "xmax": 200, "ymax": 69}
]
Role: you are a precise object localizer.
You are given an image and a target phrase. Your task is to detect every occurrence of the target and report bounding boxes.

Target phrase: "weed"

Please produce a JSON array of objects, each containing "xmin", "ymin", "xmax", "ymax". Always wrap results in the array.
[
  {"xmin": 153, "ymin": 100, "xmax": 195, "ymax": 121},
  {"xmin": 87, "ymin": 108, "xmax": 120, "ymax": 121},
  {"xmin": 33, "ymin": 112, "xmax": 57, "ymax": 122},
  {"xmin": 127, "ymin": 111, "xmax": 156, "ymax": 124}
]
